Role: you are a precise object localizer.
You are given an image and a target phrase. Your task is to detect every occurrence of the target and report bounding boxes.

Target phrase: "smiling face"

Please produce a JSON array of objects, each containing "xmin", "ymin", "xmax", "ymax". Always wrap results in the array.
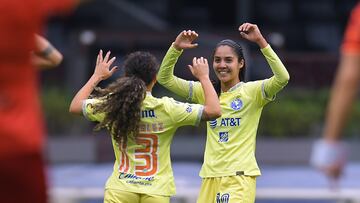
[{"xmin": 213, "ymin": 45, "xmax": 244, "ymax": 88}]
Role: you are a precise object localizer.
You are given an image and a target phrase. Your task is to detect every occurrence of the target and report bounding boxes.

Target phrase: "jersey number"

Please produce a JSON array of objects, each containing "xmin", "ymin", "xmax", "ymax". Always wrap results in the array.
[{"xmin": 119, "ymin": 134, "xmax": 159, "ymax": 176}]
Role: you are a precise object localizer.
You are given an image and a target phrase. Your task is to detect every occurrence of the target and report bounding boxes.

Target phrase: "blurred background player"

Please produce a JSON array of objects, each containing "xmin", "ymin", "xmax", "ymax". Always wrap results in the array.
[
  {"xmin": 69, "ymin": 50, "xmax": 220, "ymax": 203},
  {"xmin": 311, "ymin": 2, "xmax": 360, "ymax": 181},
  {"xmin": 158, "ymin": 24, "xmax": 289, "ymax": 203},
  {"xmin": 0, "ymin": 0, "xmax": 86, "ymax": 203}
]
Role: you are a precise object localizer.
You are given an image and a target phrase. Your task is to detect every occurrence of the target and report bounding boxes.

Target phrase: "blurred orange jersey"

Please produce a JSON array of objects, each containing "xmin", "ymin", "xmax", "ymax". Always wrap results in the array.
[
  {"xmin": 341, "ymin": 3, "xmax": 360, "ymax": 54},
  {"xmin": 0, "ymin": 0, "xmax": 75, "ymax": 158}
]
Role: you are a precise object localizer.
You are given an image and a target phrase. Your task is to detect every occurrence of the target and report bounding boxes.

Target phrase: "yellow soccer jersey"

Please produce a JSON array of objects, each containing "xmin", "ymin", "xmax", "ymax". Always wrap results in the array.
[
  {"xmin": 192, "ymin": 80, "xmax": 272, "ymax": 177},
  {"xmin": 157, "ymin": 44, "xmax": 289, "ymax": 178},
  {"xmin": 82, "ymin": 92, "xmax": 203, "ymax": 196}
]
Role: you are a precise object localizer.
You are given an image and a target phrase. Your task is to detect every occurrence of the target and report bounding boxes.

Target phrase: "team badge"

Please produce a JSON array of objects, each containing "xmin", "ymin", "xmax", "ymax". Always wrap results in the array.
[{"xmin": 230, "ymin": 98, "xmax": 243, "ymax": 110}]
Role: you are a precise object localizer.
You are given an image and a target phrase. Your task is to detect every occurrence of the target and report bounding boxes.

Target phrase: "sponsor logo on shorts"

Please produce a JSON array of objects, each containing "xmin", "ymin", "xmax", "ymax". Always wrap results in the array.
[{"xmin": 216, "ymin": 193, "xmax": 230, "ymax": 203}]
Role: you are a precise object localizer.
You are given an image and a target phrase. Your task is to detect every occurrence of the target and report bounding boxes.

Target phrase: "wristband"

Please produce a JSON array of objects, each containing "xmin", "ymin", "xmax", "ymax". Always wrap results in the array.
[
  {"xmin": 310, "ymin": 139, "xmax": 347, "ymax": 168},
  {"xmin": 39, "ymin": 44, "xmax": 54, "ymax": 57}
]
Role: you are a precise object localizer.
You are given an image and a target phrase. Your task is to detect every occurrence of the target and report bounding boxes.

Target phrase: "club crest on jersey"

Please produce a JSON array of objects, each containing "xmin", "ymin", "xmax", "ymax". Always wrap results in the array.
[
  {"xmin": 216, "ymin": 193, "xmax": 230, "ymax": 203},
  {"xmin": 230, "ymin": 98, "xmax": 243, "ymax": 110},
  {"xmin": 209, "ymin": 119, "xmax": 217, "ymax": 129},
  {"xmin": 218, "ymin": 132, "xmax": 229, "ymax": 143},
  {"xmin": 186, "ymin": 105, "xmax": 192, "ymax": 113}
]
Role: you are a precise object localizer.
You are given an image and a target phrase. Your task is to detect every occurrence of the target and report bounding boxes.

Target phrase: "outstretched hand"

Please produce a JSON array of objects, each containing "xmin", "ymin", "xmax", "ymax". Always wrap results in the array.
[
  {"xmin": 238, "ymin": 23, "xmax": 268, "ymax": 48},
  {"xmin": 173, "ymin": 30, "xmax": 199, "ymax": 51},
  {"xmin": 188, "ymin": 57, "xmax": 209, "ymax": 81},
  {"xmin": 93, "ymin": 50, "xmax": 118, "ymax": 81}
]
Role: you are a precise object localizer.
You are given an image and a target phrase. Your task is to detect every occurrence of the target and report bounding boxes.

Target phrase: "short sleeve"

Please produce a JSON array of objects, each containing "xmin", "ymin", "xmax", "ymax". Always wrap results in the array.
[
  {"xmin": 163, "ymin": 97, "xmax": 204, "ymax": 127},
  {"xmin": 82, "ymin": 99, "xmax": 105, "ymax": 122}
]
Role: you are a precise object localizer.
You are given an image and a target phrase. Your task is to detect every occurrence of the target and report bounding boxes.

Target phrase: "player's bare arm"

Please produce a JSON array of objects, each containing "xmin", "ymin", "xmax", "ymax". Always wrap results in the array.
[{"xmin": 69, "ymin": 50, "xmax": 117, "ymax": 114}]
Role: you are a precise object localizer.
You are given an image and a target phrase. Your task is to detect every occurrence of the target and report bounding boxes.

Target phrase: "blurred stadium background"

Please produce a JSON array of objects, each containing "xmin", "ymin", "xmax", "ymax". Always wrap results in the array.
[{"xmin": 41, "ymin": 0, "xmax": 360, "ymax": 202}]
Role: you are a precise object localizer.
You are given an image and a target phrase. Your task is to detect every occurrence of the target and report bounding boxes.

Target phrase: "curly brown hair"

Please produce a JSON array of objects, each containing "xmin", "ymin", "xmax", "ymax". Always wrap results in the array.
[{"xmin": 92, "ymin": 51, "xmax": 159, "ymax": 142}]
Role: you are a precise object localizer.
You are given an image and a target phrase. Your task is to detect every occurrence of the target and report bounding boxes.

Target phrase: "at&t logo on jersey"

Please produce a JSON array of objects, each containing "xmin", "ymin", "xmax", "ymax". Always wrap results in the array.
[
  {"xmin": 209, "ymin": 118, "xmax": 241, "ymax": 129},
  {"xmin": 216, "ymin": 193, "xmax": 230, "ymax": 203},
  {"xmin": 231, "ymin": 98, "xmax": 243, "ymax": 110},
  {"xmin": 209, "ymin": 119, "xmax": 217, "ymax": 129},
  {"xmin": 218, "ymin": 132, "xmax": 229, "ymax": 143}
]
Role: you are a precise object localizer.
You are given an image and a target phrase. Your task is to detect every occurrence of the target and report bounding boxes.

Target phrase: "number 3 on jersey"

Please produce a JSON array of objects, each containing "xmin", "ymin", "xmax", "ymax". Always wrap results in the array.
[{"xmin": 119, "ymin": 134, "xmax": 159, "ymax": 176}]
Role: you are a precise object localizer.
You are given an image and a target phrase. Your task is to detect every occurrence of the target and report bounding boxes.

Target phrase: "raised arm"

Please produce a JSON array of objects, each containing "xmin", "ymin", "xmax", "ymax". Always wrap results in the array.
[
  {"xmin": 157, "ymin": 30, "xmax": 204, "ymax": 102},
  {"xmin": 32, "ymin": 34, "xmax": 63, "ymax": 69},
  {"xmin": 188, "ymin": 57, "xmax": 221, "ymax": 120},
  {"xmin": 69, "ymin": 50, "xmax": 117, "ymax": 114},
  {"xmin": 239, "ymin": 23, "xmax": 290, "ymax": 98}
]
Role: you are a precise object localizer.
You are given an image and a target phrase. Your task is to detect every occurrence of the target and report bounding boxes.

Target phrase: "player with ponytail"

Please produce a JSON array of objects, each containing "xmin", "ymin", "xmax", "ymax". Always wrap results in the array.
[{"xmin": 69, "ymin": 49, "xmax": 221, "ymax": 203}]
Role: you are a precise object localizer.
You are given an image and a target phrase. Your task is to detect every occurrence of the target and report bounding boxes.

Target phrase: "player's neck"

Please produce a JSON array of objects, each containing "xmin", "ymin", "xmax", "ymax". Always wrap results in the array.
[{"xmin": 221, "ymin": 79, "xmax": 241, "ymax": 92}]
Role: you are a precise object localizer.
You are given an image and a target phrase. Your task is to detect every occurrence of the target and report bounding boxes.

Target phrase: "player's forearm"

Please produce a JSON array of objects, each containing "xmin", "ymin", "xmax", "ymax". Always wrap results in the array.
[
  {"xmin": 33, "ymin": 35, "xmax": 63, "ymax": 69},
  {"xmin": 69, "ymin": 75, "xmax": 102, "ymax": 114},
  {"xmin": 261, "ymin": 45, "xmax": 290, "ymax": 97},
  {"xmin": 157, "ymin": 44, "xmax": 191, "ymax": 99},
  {"xmin": 157, "ymin": 44, "xmax": 183, "ymax": 85},
  {"xmin": 199, "ymin": 77, "xmax": 221, "ymax": 120},
  {"xmin": 323, "ymin": 54, "xmax": 360, "ymax": 141}
]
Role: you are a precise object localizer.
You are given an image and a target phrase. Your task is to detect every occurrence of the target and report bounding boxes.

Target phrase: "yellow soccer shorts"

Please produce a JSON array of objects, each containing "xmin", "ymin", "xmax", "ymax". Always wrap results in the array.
[
  {"xmin": 196, "ymin": 175, "xmax": 256, "ymax": 203},
  {"xmin": 104, "ymin": 189, "xmax": 170, "ymax": 203}
]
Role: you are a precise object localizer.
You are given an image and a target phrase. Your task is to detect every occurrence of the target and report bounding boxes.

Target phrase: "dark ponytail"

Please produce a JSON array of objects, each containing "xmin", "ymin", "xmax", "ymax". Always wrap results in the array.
[
  {"xmin": 91, "ymin": 51, "xmax": 159, "ymax": 143},
  {"xmin": 92, "ymin": 76, "xmax": 146, "ymax": 142}
]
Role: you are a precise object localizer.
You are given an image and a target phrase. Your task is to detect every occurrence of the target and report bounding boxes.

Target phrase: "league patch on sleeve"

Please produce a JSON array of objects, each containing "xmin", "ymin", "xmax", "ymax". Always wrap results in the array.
[{"xmin": 186, "ymin": 105, "xmax": 192, "ymax": 113}]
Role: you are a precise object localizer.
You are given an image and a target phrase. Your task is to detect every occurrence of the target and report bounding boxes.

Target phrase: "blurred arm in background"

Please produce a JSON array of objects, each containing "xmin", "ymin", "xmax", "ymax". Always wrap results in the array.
[
  {"xmin": 32, "ymin": 34, "xmax": 63, "ymax": 69},
  {"xmin": 32, "ymin": 0, "xmax": 93, "ymax": 69},
  {"xmin": 311, "ymin": 2, "xmax": 360, "ymax": 181},
  {"xmin": 0, "ymin": 0, "xmax": 93, "ymax": 202}
]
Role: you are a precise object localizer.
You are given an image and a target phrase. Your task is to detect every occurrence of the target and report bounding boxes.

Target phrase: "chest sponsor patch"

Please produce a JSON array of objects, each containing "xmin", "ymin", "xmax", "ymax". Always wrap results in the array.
[{"xmin": 218, "ymin": 132, "xmax": 229, "ymax": 143}]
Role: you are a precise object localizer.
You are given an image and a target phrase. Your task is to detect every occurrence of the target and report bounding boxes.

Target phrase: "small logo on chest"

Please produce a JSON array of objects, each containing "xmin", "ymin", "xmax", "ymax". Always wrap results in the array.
[
  {"xmin": 218, "ymin": 132, "xmax": 229, "ymax": 143},
  {"xmin": 230, "ymin": 98, "xmax": 243, "ymax": 110}
]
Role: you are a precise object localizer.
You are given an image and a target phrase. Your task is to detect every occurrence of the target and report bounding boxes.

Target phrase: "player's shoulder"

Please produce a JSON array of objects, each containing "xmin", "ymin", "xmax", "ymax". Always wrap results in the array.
[
  {"xmin": 227, "ymin": 80, "xmax": 261, "ymax": 93},
  {"xmin": 151, "ymin": 96, "xmax": 187, "ymax": 115},
  {"xmin": 84, "ymin": 98, "xmax": 103, "ymax": 107},
  {"xmin": 243, "ymin": 80, "xmax": 263, "ymax": 87},
  {"xmin": 242, "ymin": 80, "xmax": 265, "ymax": 90},
  {"xmin": 156, "ymin": 96, "xmax": 179, "ymax": 106},
  {"xmin": 144, "ymin": 95, "xmax": 175, "ymax": 107}
]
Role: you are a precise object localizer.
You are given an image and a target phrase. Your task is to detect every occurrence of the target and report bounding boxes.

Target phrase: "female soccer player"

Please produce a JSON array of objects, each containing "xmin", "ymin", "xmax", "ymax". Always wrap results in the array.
[
  {"xmin": 69, "ymin": 50, "xmax": 221, "ymax": 203},
  {"xmin": 157, "ymin": 23, "xmax": 290, "ymax": 203}
]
